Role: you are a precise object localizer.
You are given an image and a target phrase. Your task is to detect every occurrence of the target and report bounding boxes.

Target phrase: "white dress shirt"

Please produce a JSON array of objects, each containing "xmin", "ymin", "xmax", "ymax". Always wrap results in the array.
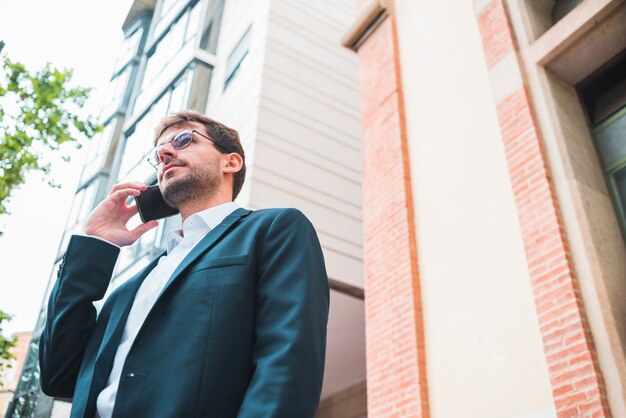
[{"xmin": 95, "ymin": 201, "xmax": 240, "ymax": 418}]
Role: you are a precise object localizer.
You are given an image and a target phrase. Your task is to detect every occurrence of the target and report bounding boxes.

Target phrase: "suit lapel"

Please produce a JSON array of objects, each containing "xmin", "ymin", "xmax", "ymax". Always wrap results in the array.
[{"xmin": 159, "ymin": 207, "xmax": 252, "ymax": 297}]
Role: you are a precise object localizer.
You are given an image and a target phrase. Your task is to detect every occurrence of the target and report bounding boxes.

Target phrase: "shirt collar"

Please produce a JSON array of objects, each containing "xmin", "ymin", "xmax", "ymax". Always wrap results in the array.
[{"xmin": 166, "ymin": 201, "xmax": 241, "ymax": 254}]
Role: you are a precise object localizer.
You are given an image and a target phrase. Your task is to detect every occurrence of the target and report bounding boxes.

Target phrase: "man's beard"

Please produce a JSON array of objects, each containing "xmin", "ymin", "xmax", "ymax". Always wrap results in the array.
[{"xmin": 160, "ymin": 159, "xmax": 220, "ymax": 208}]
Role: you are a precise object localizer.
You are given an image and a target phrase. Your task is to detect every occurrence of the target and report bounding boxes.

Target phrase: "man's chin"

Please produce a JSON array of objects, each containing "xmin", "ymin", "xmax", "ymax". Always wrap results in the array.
[{"xmin": 161, "ymin": 175, "xmax": 192, "ymax": 207}]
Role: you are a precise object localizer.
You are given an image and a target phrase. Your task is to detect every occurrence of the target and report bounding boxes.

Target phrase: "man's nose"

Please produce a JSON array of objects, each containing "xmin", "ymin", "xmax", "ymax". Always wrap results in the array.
[{"xmin": 157, "ymin": 142, "xmax": 177, "ymax": 165}]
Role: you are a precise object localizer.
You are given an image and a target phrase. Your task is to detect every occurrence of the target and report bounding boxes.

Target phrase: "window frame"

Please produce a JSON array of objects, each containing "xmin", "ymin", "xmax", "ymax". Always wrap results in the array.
[{"xmin": 224, "ymin": 26, "xmax": 252, "ymax": 90}]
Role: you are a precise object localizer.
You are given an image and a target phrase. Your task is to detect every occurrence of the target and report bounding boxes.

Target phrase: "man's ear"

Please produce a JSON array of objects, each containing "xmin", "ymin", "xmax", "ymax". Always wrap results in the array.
[{"xmin": 223, "ymin": 153, "xmax": 243, "ymax": 174}]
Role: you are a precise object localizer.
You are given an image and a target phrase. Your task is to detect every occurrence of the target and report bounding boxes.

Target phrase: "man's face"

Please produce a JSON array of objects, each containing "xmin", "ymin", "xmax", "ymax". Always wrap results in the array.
[{"xmin": 155, "ymin": 122, "xmax": 223, "ymax": 208}]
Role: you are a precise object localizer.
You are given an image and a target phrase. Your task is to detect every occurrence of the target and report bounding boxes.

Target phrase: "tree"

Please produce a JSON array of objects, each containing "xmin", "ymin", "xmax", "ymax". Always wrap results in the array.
[
  {"xmin": 0, "ymin": 54, "xmax": 102, "ymax": 232},
  {"xmin": 0, "ymin": 309, "xmax": 17, "ymax": 386}
]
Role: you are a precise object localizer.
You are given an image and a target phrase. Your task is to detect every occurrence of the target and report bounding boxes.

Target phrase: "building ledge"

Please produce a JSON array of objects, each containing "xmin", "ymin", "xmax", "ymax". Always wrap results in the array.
[{"xmin": 341, "ymin": 0, "xmax": 389, "ymax": 52}]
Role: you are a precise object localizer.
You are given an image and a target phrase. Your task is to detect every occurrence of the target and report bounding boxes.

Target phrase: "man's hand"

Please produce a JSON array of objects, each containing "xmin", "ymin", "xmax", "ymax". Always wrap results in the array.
[{"xmin": 83, "ymin": 182, "xmax": 159, "ymax": 247}]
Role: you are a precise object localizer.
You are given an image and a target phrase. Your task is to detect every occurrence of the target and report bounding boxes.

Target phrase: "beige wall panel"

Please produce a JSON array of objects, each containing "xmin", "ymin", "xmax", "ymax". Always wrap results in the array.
[
  {"xmin": 254, "ymin": 0, "xmax": 363, "ymax": 288},
  {"xmin": 206, "ymin": 0, "xmax": 272, "ymax": 206},
  {"xmin": 261, "ymin": 77, "xmax": 360, "ymax": 139},
  {"xmin": 255, "ymin": 137, "xmax": 361, "ymax": 203},
  {"xmin": 259, "ymin": 100, "xmax": 361, "ymax": 167},
  {"xmin": 394, "ymin": 0, "xmax": 555, "ymax": 416}
]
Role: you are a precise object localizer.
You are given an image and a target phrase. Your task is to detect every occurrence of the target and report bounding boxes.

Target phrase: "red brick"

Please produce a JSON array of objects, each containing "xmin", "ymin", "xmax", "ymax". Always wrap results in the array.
[
  {"xmin": 355, "ymin": 12, "xmax": 429, "ymax": 418},
  {"xmin": 475, "ymin": 2, "xmax": 611, "ymax": 416}
]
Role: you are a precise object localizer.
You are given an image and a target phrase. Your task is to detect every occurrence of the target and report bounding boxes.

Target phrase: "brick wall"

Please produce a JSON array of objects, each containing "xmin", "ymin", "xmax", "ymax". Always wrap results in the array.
[
  {"xmin": 475, "ymin": 1, "xmax": 610, "ymax": 416},
  {"xmin": 352, "ymin": 5, "xmax": 429, "ymax": 417}
]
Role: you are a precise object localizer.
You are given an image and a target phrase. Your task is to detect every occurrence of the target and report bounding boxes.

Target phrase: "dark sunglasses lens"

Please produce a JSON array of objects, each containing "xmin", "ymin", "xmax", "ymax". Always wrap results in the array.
[{"xmin": 172, "ymin": 131, "xmax": 193, "ymax": 149}]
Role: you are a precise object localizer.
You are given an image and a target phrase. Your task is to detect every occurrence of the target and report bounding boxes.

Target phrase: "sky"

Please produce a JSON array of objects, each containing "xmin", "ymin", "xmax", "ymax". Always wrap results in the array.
[{"xmin": 0, "ymin": 0, "xmax": 129, "ymax": 335}]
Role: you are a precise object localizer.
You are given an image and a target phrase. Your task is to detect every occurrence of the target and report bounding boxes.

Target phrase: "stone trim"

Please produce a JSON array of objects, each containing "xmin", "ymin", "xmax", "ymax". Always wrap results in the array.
[
  {"xmin": 475, "ymin": 0, "xmax": 611, "ymax": 416},
  {"xmin": 341, "ymin": 0, "xmax": 388, "ymax": 52}
]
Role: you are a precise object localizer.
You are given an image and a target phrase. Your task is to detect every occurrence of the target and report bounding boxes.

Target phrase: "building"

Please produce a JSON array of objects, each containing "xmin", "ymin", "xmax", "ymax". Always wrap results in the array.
[
  {"xmin": 10, "ymin": 0, "xmax": 626, "ymax": 417},
  {"xmin": 9, "ymin": 0, "xmax": 366, "ymax": 416},
  {"xmin": 0, "ymin": 332, "xmax": 31, "ymax": 416},
  {"xmin": 341, "ymin": 0, "xmax": 625, "ymax": 417}
]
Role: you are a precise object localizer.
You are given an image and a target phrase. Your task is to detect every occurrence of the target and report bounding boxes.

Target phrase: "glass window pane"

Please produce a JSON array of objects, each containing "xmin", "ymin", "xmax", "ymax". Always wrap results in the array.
[
  {"xmin": 224, "ymin": 27, "xmax": 251, "ymax": 88},
  {"xmin": 66, "ymin": 188, "xmax": 85, "ymax": 228},
  {"xmin": 167, "ymin": 18, "xmax": 186, "ymax": 56},
  {"xmin": 115, "ymin": 28, "xmax": 144, "ymax": 71},
  {"xmin": 60, "ymin": 224, "xmax": 79, "ymax": 255},
  {"xmin": 595, "ymin": 109, "xmax": 626, "ymax": 168},
  {"xmin": 78, "ymin": 181, "xmax": 98, "ymax": 222},
  {"xmin": 612, "ymin": 165, "xmax": 626, "ymax": 218},
  {"xmin": 552, "ymin": 0, "xmax": 584, "ymax": 22},
  {"xmin": 160, "ymin": 0, "xmax": 178, "ymax": 15},
  {"xmin": 102, "ymin": 66, "xmax": 132, "ymax": 118},
  {"xmin": 154, "ymin": 0, "xmax": 186, "ymax": 38},
  {"xmin": 120, "ymin": 114, "xmax": 153, "ymax": 178},
  {"xmin": 168, "ymin": 72, "xmax": 190, "ymax": 113},
  {"xmin": 185, "ymin": 2, "xmax": 202, "ymax": 44},
  {"xmin": 81, "ymin": 122, "xmax": 114, "ymax": 182},
  {"xmin": 123, "ymin": 158, "xmax": 154, "ymax": 183},
  {"xmin": 153, "ymin": 89, "xmax": 171, "ymax": 120},
  {"xmin": 136, "ymin": 9, "xmax": 193, "ymax": 113}
]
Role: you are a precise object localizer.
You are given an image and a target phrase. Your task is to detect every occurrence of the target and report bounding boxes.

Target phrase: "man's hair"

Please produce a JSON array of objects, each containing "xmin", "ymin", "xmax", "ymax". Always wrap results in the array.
[{"xmin": 154, "ymin": 110, "xmax": 246, "ymax": 200}]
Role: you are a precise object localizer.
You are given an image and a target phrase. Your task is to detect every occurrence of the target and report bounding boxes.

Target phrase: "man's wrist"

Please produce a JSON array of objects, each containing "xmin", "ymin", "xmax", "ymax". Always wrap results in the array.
[{"xmin": 75, "ymin": 231, "xmax": 121, "ymax": 249}]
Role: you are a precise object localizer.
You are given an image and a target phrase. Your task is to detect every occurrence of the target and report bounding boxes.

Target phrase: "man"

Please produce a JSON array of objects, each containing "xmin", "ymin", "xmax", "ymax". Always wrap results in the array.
[{"xmin": 39, "ymin": 111, "xmax": 330, "ymax": 418}]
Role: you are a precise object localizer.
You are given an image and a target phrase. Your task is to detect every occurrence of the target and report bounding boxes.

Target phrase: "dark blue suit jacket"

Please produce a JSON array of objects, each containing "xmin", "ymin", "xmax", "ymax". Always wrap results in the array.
[{"xmin": 39, "ymin": 207, "xmax": 330, "ymax": 417}]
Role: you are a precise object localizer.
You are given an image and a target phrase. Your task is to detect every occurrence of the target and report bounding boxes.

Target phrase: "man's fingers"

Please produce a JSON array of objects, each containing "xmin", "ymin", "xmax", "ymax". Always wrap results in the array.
[
  {"xmin": 108, "ymin": 182, "xmax": 147, "ymax": 196},
  {"xmin": 121, "ymin": 202, "xmax": 139, "ymax": 222},
  {"xmin": 110, "ymin": 188, "xmax": 143, "ymax": 203},
  {"xmin": 130, "ymin": 220, "xmax": 159, "ymax": 240}
]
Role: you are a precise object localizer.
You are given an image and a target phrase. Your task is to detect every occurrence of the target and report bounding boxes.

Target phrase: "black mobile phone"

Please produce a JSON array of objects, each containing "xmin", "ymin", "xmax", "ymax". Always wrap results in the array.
[{"xmin": 134, "ymin": 185, "xmax": 179, "ymax": 222}]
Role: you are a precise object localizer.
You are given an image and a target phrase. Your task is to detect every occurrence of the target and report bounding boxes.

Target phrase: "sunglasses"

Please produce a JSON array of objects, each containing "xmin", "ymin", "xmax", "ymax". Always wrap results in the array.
[{"xmin": 147, "ymin": 129, "xmax": 223, "ymax": 168}]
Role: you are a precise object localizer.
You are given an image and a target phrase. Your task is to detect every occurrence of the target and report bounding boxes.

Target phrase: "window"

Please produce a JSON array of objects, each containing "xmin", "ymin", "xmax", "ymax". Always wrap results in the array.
[
  {"xmin": 101, "ymin": 65, "xmax": 132, "ymax": 119},
  {"xmin": 80, "ymin": 122, "xmax": 114, "ymax": 183},
  {"xmin": 119, "ymin": 110, "xmax": 161, "ymax": 183},
  {"xmin": 552, "ymin": 0, "xmax": 584, "ymax": 23},
  {"xmin": 593, "ymin": 106, "xmax": 626, "ymax": 237},
  {"xmin": 59, "ymin": 177, "xmax": 104, "ymax": 256},
  {"xmin": 580, "ymin": 54, "xmax": 626, "ymax": 241},
  {"xmin": 119, "ymin": 68, "xmax": 194, "ymax": 183},
  {"xmin": 113, "ymin": 27, "xmax": 144, "ymax": 72},
  {"xmin": 154, "ymin": 0, "xmax": 188, "ymax": 37},
  {"xmin": 10, "ymin": 338, "xmax": 42, "ymax": 416},
  {"xmin": 185, "ymin": 2, "xmax": 202, "ymax": 44},
  {"xmin": 134, "ymin": 2, "xmax": 201, "ymax": 113},
  {"xmin": 66, "ymin": 180, "xmax": 100, "ymax": 229},
  {"xmin": 199, "ymin": 0, "xmax": 225, "ymax": 54},
  {"xmin": 224, "ymin": 26, "xmax": 251, "ymax": 90}
]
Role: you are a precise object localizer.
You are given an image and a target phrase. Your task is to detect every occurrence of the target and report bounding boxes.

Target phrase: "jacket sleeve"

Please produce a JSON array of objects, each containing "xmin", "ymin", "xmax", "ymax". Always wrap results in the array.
[
  {"xmin": 237, "ymin": 209, "xmax": 330, "ymax": 418},
  {"xmin": 39, "ymin": 235, "xmax": 120, "ymax": 398}
]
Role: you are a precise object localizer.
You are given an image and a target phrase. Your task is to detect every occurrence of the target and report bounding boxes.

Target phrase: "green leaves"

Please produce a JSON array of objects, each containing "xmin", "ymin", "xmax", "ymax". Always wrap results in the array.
[
  {"xmin": 0, "ymin": 309, "xmax": 17, "ymax": 385},
  {"xmin": 0, "ymin": 55, "xmax": 103, "ymax": 226}
]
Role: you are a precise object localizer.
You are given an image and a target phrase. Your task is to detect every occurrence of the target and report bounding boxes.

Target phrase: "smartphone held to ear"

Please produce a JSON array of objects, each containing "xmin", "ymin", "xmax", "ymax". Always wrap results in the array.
[{"xmin": 134, "ymin": 185, "xmax": 179, "ymax": 222}]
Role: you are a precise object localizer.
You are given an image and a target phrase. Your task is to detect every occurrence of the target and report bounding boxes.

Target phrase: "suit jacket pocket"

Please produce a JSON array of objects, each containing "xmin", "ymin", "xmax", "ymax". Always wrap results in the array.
[{"xmin": 190, "ymin": 255, "xmax": 249, "ymax": 272}]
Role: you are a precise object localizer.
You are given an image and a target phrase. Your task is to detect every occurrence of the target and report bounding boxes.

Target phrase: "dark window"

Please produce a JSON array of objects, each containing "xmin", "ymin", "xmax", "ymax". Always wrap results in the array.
[
  {"xmin": 552, "ymin": 0, "xmax": 584, "ymax": 22},
  {"xmin": 579, "ymin": 52, "xmax": 626, "ymax": 242}
]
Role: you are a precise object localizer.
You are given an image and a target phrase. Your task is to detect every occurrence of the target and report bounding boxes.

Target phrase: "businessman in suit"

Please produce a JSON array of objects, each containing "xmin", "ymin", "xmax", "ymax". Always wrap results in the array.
[{"xmin": 39, "ymin": 110, "xmax": 330, "ymax": 418}]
